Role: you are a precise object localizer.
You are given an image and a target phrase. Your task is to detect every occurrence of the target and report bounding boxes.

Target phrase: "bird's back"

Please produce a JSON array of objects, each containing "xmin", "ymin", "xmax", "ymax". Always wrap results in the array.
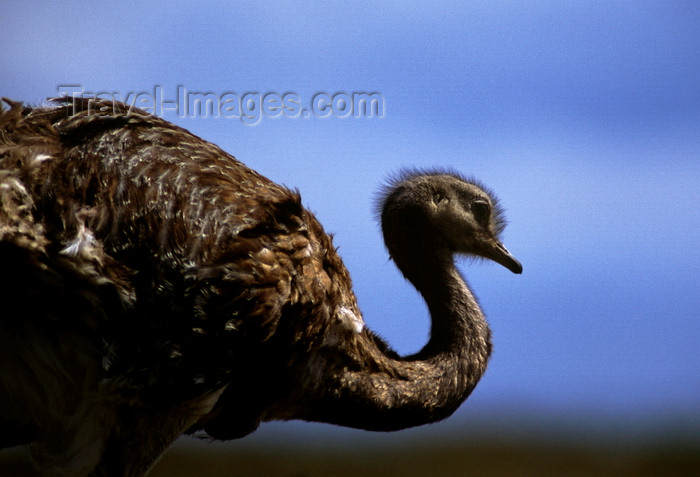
[{"xmin": 0, "ymin": 98, "xmax": 357, "ymax": 449}]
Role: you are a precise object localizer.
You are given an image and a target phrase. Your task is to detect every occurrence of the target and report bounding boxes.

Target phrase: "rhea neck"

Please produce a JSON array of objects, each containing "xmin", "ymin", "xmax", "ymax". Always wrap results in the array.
[
  {"xmin": 388, "ymin": 232, "xmax": 491, "ymax": 364},
  {"xmin": 298, "ymin": 218, "xmax": 493, "ymax": 432}
]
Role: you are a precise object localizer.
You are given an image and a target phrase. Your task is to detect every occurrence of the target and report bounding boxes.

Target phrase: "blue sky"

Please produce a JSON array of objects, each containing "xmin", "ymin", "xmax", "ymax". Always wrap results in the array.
[{"xmin": 2, "ymin": 1, "xmax": 698, "ymax": 441}]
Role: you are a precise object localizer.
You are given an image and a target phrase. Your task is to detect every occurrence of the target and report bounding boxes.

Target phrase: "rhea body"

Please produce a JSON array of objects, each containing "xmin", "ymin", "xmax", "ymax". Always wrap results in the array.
[{"xmin": 0, "ymin": 97, "xmax": 521, "ymax": 476}]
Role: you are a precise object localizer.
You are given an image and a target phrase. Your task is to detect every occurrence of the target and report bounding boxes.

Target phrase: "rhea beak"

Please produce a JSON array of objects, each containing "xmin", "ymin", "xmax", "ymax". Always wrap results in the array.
[{"xmin": 485, "ymin": 238, "xmax": 523, "ymax": 274}]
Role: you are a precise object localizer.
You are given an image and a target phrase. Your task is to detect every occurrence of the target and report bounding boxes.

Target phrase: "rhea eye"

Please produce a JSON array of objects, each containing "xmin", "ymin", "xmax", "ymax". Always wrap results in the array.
[
  {"xmin": 432, "ymin": 192, "xmax": 448, "ymax": 205},
  {"xmin": 471, "ymin": 200, "xmax": 490, "ymax": 222}
]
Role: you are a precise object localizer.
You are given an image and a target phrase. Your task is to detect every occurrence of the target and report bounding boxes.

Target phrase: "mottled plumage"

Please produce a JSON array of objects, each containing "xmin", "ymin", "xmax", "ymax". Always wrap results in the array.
[{"xmin": 0, "ymin": 97, "xmax": 521, "ymax": 476}]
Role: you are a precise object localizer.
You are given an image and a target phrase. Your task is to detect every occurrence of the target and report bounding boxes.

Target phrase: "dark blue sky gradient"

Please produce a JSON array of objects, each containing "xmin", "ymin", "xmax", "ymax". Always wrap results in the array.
[{"xmin": 2, "ymin": 1, "xmax": 698, "ymax": 440}]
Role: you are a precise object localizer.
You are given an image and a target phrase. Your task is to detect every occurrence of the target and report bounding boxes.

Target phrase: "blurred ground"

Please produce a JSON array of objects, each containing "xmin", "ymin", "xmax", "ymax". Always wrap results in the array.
[
  {"xmin": 2, "ymin": 430, "xmax": 698, "ymax": 477},
  {"xmin": 149, "ymin": 439, "xmax": 700, "ymax": 477}
]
